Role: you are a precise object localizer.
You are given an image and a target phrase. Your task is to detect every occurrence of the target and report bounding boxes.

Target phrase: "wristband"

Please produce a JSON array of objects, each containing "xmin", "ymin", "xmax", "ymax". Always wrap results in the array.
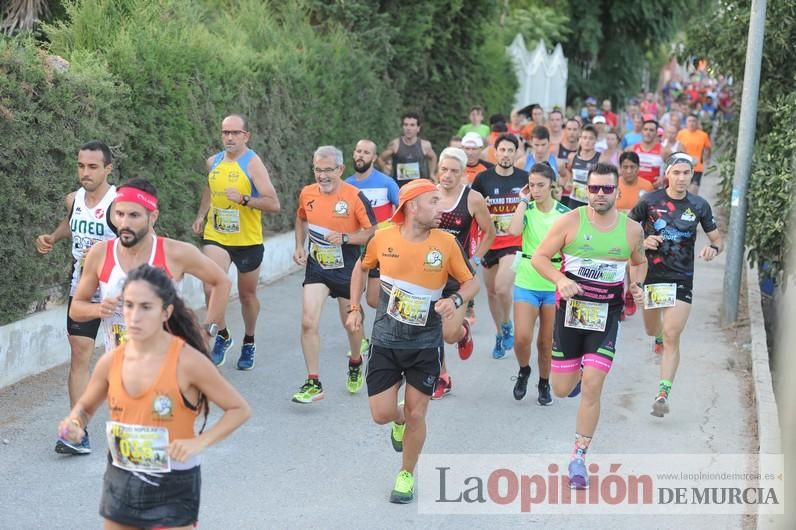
[
  {"xmin": 347, "ymin": 304, "xmax": 362, "ymax": 314},
  {"xmin": 519, "ymin": 197, "xmax": 530, "ymax": 206}
]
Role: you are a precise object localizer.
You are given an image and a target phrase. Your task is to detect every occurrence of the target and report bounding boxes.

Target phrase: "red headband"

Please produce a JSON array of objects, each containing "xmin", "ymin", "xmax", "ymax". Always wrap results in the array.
[{"xmin": 115, "ymin": 187, "xmax": 158, "ymax": 211}]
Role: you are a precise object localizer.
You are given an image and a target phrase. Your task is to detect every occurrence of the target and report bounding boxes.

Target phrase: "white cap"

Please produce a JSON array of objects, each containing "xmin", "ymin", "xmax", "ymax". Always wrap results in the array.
[
  {"xmin": 461, "ymin": 131, "xmax": 484, "ymax": 148},
  {"xmin": 592, "ymin": 115, "xmax": 607, "ymax": 125}
]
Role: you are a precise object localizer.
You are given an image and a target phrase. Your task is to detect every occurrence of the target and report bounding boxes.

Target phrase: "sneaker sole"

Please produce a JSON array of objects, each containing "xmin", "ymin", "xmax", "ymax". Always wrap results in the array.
[
  {"xmin": 55, "ymin": 439, "xmax": 91, "ymax": 455},
  {"xmin": 650, "ymin": 400, "xmax": 669, "ymax": 417},
  {"xmin": 214, "ymin": 353, "xmax": 227, "ymax": 367},
  {"xmin": 537, "ymin": 398, "xmax": 554, "ymax": 406},
  {"xmin": 292, "ymin": 394, "xmax": 325, "ymax": 404},
  {"xmin": 389, "ymin": 491, "xmax": 414, "ymax": 504},
  {"xmin": 237, "ymin": 360, "xmax": 255, "ymax": 371},
  {"xmin": 347, "ymin": 382, "xmax": 364, "ymax": 394}
]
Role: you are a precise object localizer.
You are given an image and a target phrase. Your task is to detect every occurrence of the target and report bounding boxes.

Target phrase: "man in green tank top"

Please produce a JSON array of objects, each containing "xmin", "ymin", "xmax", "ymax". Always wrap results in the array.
[{"xmin": 532, "ymin": 163, "xmax": 647, "ymax": 489}]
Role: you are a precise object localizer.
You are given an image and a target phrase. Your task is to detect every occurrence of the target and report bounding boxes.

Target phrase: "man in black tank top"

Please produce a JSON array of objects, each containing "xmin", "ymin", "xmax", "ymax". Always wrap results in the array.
[
  {"xmin": 557, "ymin": 118, "xmax": 580, "ymax": 205},
  {"xmin": 431, "ymin": 148, "xmax": 495, "ymax": 398},
  {"xmin": 378, "ymin": 111, "xmax": 437, "ymax": 188},
  {"xmin": 565, "ymin": 124, "xmax": 601, "ymax": 208}
]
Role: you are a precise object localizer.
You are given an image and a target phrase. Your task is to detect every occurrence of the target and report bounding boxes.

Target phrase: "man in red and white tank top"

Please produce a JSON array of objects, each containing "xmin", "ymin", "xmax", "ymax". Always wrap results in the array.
[
  {"xmin": 631, "ymin": 119, "xmax": 664, "ymax": 188},
  {"xmin": 70, "ymin": 178, "xmax": 231, "ymax": 353}
]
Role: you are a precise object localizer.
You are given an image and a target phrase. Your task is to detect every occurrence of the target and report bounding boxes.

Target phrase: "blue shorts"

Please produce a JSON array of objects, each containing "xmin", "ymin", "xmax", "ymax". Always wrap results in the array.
[{"xmin": 514, "ymin": 285, "xmax": 556, "ymax": 307}]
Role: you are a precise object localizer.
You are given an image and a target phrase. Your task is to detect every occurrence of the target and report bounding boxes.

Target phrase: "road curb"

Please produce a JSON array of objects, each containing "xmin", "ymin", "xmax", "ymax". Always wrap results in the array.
[
  {"xmin": 746, "ymin": 263, "xmax": 782, "ymax": 529},
  {"xmin": 0, "ymin": 231, "xmax": 300, "ymax": 389}
]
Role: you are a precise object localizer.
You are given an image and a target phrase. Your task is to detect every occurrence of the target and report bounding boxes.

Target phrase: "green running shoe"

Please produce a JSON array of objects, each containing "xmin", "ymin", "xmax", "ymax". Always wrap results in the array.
[
  {"xmin": 346, "ymin": 362, "xmax": 364, "ymax": 394},
  {"xmin": 390, "ymin": 470, "xmax": 415, "ymax": 504},
  {"xmin": 347, "ymin": 338, "xmax": 370, "ymax": 358},
  {"xmin": 291, "ymin": 379, "xmax": 324, "ymax": 404}
]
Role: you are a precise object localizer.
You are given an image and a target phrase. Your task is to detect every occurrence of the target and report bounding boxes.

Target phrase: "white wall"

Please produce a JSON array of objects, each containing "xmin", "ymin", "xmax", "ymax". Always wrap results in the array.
[{"xmin": 0, "ymin": 232, "xmax": 300, "ymax": 389}]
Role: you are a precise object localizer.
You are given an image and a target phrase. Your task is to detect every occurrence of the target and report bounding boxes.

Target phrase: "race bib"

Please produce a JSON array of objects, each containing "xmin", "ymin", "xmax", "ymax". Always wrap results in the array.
[
  {"xmin": 213, "ymin": 207, "xmax": 241, "ymax": 234},
  {"xmin": 564, "ymin": 299, "xmax": 608, "ymax": 331},
  {"xmin": 493, "ymin": 213, "xmax": 514, "ymax": 235},
  {"xmin": 396, "ymin": 162, "xmax": 420, "ymax": 181},
  {"xmin": 106, "ymin": 421, "xmax": 171, "ymax": 473},
  {"xmin": 571, "ymin": 168, "xmax": 589, "ymax": 202},
  {"xmin": 644, "ymin": 283, "xmax": 677, "ymax": 309},
  {"xmin": 387, "ymin": 285, "xmax": 432, "ymax": 326},
  {"xmin": 310, "ymin": 242, "xmax": 344, "ymax": 270}
]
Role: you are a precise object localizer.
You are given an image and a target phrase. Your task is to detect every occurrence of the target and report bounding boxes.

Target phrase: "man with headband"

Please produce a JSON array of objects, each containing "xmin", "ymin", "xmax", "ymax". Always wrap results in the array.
[
  {"xmin": 629, "ymin": 153, "xmax": 723, "ymax": 418},
  {"xmin": 346, "ymin": 179, "xmax": 479, "ymax": 503},
  {"xmin": 70, "ymin": 178, "xmax": 231, "ymax": 357}
]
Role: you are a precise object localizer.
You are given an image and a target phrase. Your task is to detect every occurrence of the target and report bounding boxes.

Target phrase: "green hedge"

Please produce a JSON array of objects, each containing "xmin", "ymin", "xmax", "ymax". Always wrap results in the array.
[{"xmin": 1, "ymin": 0, "xmax": 514, "ymax": 325}]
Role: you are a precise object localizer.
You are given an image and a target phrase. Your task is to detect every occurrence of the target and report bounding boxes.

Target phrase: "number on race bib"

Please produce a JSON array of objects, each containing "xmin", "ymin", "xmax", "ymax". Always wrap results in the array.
[
  {"xmin": 387, "ymin": 285, "xmax": 432, "ymax": 326},
  {"xmin": 644, "ymin": 283, "xmax": 677, "ymax": 309},
  {"xmin": 564, "ymin": 299, "xmax": 608, "ymax": 331}
]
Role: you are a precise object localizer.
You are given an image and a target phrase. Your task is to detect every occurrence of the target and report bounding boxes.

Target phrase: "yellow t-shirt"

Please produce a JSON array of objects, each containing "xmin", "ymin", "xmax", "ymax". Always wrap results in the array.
[{"xmin": 203, "ymin": 149, "xmax": 263, "ymax": 246}]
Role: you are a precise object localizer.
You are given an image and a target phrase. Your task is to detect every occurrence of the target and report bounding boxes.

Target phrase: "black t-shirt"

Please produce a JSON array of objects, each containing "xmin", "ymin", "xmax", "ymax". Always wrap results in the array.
[
  {"xmin": 471, "ymin": 166, "xmax": 528, "ymax": 249},
  {"xmin": 628, "ymin": 189, "xmax": 717, "ymax": 280}
]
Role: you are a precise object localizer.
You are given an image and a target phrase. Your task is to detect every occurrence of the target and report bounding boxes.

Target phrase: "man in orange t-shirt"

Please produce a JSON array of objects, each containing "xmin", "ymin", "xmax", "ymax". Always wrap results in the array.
[
  {"xmin": 616, "ymin": 152, "xmax": 653, "ymax": 212},
  {"xmin": 676, "ymin": 114, "xmax": 712, "ymax": 194}
]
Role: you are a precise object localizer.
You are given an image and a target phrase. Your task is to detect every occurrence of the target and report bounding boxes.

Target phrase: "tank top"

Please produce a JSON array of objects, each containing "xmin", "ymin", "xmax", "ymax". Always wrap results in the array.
[
  {"xmin": 98, "ymin": 236, "xmax": 175, "ymax": 352},
  {"xmin": 107, "ymin": 336, "xmax": 199, "ymax": 470},
  {"xmin": 569, "ymin": 151, "xmax": 601, "ymax": 205},
  {"xmin": 203, "ymin": 149, "xmax": 263, "ymax": 246},
  {"xmin": 437, "ymin": 186, "xmax": 473, "ymax": 249},
  {"xmin": 557, "ymin": 144, "xmax": 576, "ymax": 197},
  {"xmin": 523, "ymin": 153, "xmax": 560, "ymax": 177},
  {"xmin": 632, "ymin": 143, "xmax": 664, "ymax": 186},
  {"xmin": 561, "ymin": 208, "xmax": 631, "ymax": 309},
  {"xmin": 69, "ymin": 186, "xmax": 117, "ymax": 297},
  {"xmin": 391, "ymin": 138, "xmax": 429, "ymax": 187}
]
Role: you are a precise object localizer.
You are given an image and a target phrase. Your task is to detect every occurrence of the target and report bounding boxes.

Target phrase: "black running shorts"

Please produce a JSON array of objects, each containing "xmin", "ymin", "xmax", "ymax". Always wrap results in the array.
[
  {"xmin": 482, "ymin": 246, "xmax": 520, "ymax": 269},
  {"xmin": 66, "ymin": 296, "xmax": 101, "ymax": 339},
  {"xmin": 202, "ymin": 240, "xmax": 264, "ymax": 273},
  {"xmin": 366, "ymin": 344, "xmax": 443, "ymax": 397}
]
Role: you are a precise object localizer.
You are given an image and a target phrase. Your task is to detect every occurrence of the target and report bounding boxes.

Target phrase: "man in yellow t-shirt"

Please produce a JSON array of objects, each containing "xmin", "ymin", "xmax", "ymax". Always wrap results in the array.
[
  {"xmin": 676, "ymin": 114, "xmax": 712, "ymax": 195},
  {"xmin": 193, "ymin": 114, "xmax": 281, "ymax": 370}
]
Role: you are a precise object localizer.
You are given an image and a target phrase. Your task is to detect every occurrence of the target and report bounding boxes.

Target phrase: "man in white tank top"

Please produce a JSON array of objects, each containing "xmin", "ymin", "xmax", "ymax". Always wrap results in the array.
[
  {"xmin": 71, "ymin": 179, "xmax": 231, "ymax": 362},
  {"xmin": 36, "ymin": 141, "xmax": 117, "ymax": 456}
]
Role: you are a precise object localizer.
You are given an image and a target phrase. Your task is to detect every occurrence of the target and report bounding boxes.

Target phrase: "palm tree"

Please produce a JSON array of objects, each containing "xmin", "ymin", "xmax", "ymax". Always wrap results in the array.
[{"xmin": 1, "ymin": 0, "xmax": 50, "ymax": 33}]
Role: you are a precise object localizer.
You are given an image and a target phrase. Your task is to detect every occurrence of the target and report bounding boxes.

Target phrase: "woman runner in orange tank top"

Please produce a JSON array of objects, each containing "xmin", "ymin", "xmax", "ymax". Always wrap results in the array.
[{"xmin": 58, "ymin": 264, "xmax": 250, "ymax": 529}]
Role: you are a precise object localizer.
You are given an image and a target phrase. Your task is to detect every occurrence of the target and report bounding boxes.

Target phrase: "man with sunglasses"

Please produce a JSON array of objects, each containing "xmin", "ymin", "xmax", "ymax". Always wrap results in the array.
[
  {"xmin": 292, "ymin": 145, "xmax": 377, "ymax": 403},
  {"xmin": 629, "ymin": 153, "xmax": 722, "ymax": 418},
  {"xmin": 193, "ymin": 114, "xmax": 281, "ymax": 370},
  {"xmin": 532, "ymin": 163, "xmax": 646, "ymax": 488}
]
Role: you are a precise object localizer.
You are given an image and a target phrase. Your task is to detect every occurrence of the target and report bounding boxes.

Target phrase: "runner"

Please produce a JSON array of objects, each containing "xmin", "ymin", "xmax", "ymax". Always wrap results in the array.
[
  {"xmin": 557, "ymin": 118, "xmax": 581, "ymax": 207},
  {"xmin": 599, "ymin": 131, "xmax": 621, "ymax": 167},
  {"xmin": 629, "ymin": 153, "xmax": 722, "ymax": 417},
  {"xmin": 345, "ymin": 139, "xmax": 400, "ymax": 309},
  {"xmin": 547, "ymin": 109, "xmax": 565, "ymax": 150},
  {"xmin": 620, "ymin": 114, "xmax": 644, "ymax": 149},
  {"xmin": 193, "ymin": 114, "xmax": 281, "ymax": 370},
  {"xmin": 456, "ymin": 105, "xmax": 491, "ymax": 140},
  {"xmin": 507, "ymin": 163, "xmax": 570, "ymax": 405},
  {"xmin": 57, "ymin": 264, "xmax": 249, "ymax": 529},
  {"xmin": 675, "ymin": 114, "xmax": 712, "ymax": 194},
  {"xmin": 291, "ymin": 145, "xmax": 377, "ymax": 403},
  {"xmin": 631, "ymin": 119, "xmax": 665, "ymax": 188},
  {"xmin": 661, "ymin": 123, "xmax": 683, "ymax": 160},
  {"xmin": 565, "ymin": 125, "xmax": 601, "ymax": 208},
  {"xmin": 532, "ymin": 163, "xmax": 646, "ymax": 488},
  {"xmin": 461, "ymin": 132, "xmax": 493, "ymax": 185},
  {"xmin": 601, "ymin": 99, "xmax": 618, "ymax": 128},
  {"xmin": 471, "ymin": 134, "xmax": 528, "ymax": 359},
  {"xmin": 36, "ymin": 141, "xmax": 118, "ymax": 455},
  {"xmin": 345, "ymin": 179, "xmax": 479, "ymax": 503},
  {"xmin": 591, "ymin": 116, "xmax": 608, "ymax": 152},
  {"xmin": 379, "ymin": 111, "xmax": 437, "ymax": 188},
  {"xmin": 67, "ymin": 178, "xmax": 231, "ymax": 450},
  {"xmin": 432, "ymin": 147, "xmax": 495, "ymax": 398},
  {"xmin": 521, "ymin": 126, "xmax": 559, "ymax": 177}
]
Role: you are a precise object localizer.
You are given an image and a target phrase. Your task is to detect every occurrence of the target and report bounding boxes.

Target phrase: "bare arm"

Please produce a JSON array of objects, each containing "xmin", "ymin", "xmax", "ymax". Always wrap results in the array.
[
  {"xmin": 345, "ymin": 258, "xmax": 368, "ymax": 332},
  {"xmin": 424, "ymin": 140, "xmax": 437, "ymax": 180},
  {"xmin": 169, "ymin": 346, "xmax": 250, "ymax": 461},
  {"xmin": 70, "ymin": 241, "xmax": 115, "ymax": 321},
  {"xmin": 242, "ymin": 156, "xmax": 281, "ymax": 213},
  {"xmin": 57, "ymin": 352, "xmax": 113, "ymax": 441},
  {"xmin": 507, "ymin": 189, "xmax": 528, "ymax": 237},
  {"xmin": 531, "ymin": 212, "xmax": 582, "ymax": 299},
  {"xmin": 377, "ymin": 139, "xmax": 398, "ymax": 172},
  {"xmin": 36, "ymin": 192, "xmax": 75, "ymax": 253},
  {"xmin": 192, "ymin": 185, "xmax": 211, "ymax": 235},
  {"xmin": 627, "ymin": 221, "xmax": 648, "ymax": 302},
  {"xmin": 699, "ymin": 228, "xmax": 723, "ymax": 261},
  {"xmin": 469, "ymin": 190, "xmax": 496, "ymax": 256},
  {"xmin": 169, "ymin": 240, "xmax": 231, "ymax": 326},
  {"xmin": 293, "ymin": 215, "xmax": 309, "ymax": 266}
]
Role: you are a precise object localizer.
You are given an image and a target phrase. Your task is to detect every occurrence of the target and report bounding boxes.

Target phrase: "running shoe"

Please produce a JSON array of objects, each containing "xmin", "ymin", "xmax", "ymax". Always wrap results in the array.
[
  {"xmin": 491, "ymin": 335, "xmax": 506, "ymax": 360},
  {"xmin": 390, "ymin": 469, "xmax": 415, "ymax": 504},
  {"xmin": 391, "ymin": 411, "xmax": 406, "ymax": 452},
  {"xmin": 512, "ymin": 369, "xmax": 529, "ymax": 400},
  {"xmin": 568, "ymin": 458, "xmax": 588, "ymax": 489},
  {"xmin": 457, "ymin": 320, "xmax": 473, "ymax": 360},
  {"xmin": 537, "ymin": 381, "xmax": 553, "ymax": 406},
  {"xmin": 237, "ymin": 342, "xmax": 256, "ymax": 370},
  {"xmin": 650, "ymin": 392, "xmax": 670, "ymax": 417},
  {"xmin": 347, "ymin": 338, "xmax": 370, "ymax": 358},
  {"xmin": 653, "ymin": 336, "xmax": 663, "ymax": 355},
  {"xmin": 292, "ymin": 379, "xmax": 324, "ymax": 403},
  {"xmin": 431, "ymin": 373, "xmax": 452, "ymax": 400},
  {"xmin": 624, "ymin": 290, "xmax": 637, "ymax": 316},
  {"xmin": 501, "ymin": 321, "xmax": 515, "ymax": 350},
  {"xmin": 465, "ymin": 300, "xmax": 476, "ymax": 326},
  {"xmin": 346, "ymin": 362, "xmax": 364, "ymax": 394},
  {"xmin": 211, "ymin": 335, "xmax": 233, "ymax": 367},
  {"xmin": 55, "ymin": 430, "xmax": 91, "ymax": 455}
]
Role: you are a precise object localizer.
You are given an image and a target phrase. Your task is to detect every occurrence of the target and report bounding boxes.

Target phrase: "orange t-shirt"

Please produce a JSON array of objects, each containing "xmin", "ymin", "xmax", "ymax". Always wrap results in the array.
[
  {"xmin": 465, "ymin": 161, "xmax": 492, "ymax": 185},
  {"xmin": 107, "ymin": 337, "xmax": 198, "ymax": 442},
  {"xmin": 676, "ymin": 129, "xmax": 711, "ymax": 172},
  {"xmin": 617, "ymin": 178, "xmax": 654, "ymax": 212}
]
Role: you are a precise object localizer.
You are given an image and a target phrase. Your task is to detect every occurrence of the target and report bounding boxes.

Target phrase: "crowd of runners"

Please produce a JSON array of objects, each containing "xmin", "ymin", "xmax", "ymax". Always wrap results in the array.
[{"xmin": 35, "ymin": 83, "xmax": 725, "ymax": 526}]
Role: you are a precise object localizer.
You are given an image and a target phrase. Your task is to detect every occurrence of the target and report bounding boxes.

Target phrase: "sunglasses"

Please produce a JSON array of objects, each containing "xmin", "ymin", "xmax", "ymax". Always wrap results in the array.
[{"xmin": 587, "ymin": 184, "xmax": 617, "ymax": 194}]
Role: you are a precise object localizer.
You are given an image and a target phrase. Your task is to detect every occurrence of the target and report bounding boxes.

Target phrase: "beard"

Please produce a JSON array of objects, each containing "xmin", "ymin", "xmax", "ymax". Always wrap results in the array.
[
  {"xmin": 354, "ymin": 159, "xmax": 373, "ymax": 173},
  {"xmin": 590, "ymin": 198, "xmax": 615, "ymax": 213},
  {"xmin": 118, "ymin": 226, "xmax": 148, "ymax": 247}
]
